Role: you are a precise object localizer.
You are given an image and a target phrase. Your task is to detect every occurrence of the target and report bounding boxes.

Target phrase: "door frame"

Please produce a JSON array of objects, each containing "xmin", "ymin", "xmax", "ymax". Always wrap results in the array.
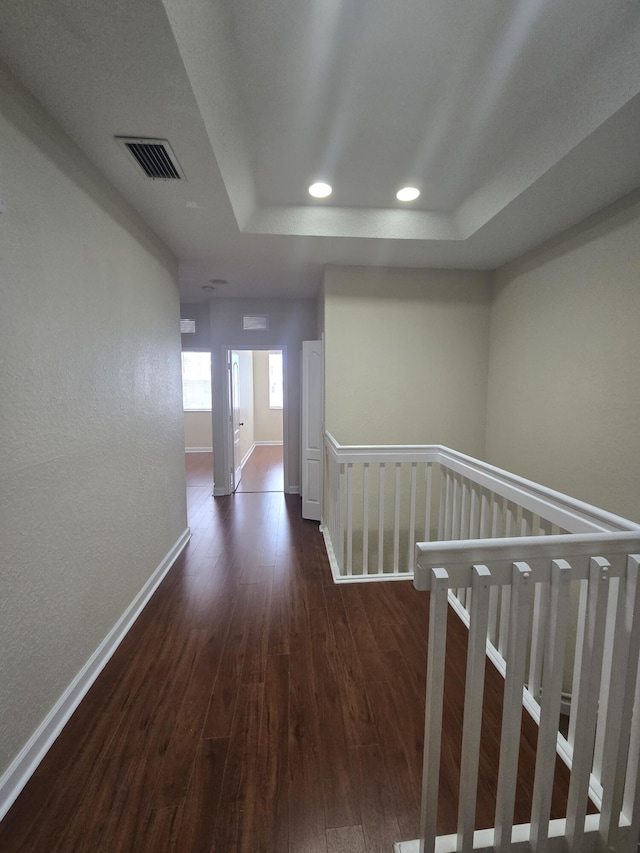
[
  {"xmin": 228, "ymin": 350, "xmax": 242, "ymax": 492},
  {"xmin": 214, "ymin": 344, "xmax": 288, "ymax": 496}
]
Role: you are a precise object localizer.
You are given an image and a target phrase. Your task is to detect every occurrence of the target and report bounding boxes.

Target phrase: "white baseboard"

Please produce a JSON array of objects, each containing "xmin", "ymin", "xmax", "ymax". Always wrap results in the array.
[
  {"xmin": 320, "ymin": 524, "xmax": 414, "ymax": 584},
  {"xmin": 185, "ymin": 447, "xmax": 212, "ymax": 453},
  {"xmin": 0, "ymin": 527, "xmax": 191, "ymax": 822},
  {"xmin": 241, "ymin": 442, "xmax": 257, "ymax": 468}
]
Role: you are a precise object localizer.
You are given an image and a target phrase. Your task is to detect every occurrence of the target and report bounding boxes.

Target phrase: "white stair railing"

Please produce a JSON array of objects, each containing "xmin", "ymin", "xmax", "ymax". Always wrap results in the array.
[
  {"xmin": 322, "ymin": 433, "xmax": 439, "ymax": 580},
  {"xmin": 322, "ymin": 435, "xmax": 640, "ymax": 851},
  {"xmin": 322, "ymin": 433, "xmax": 636, "ymax": 582},
  {"xmin": 405, "ymin": 535, "xmax": 640, "ymax": 853}
]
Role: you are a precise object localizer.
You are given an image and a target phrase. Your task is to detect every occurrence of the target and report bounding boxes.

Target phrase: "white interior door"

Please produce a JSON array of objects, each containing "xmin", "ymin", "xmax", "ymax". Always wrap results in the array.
[
  {"xmin": 229, "ymin": 350, "xmax": 242, "ymax": 491},
  {"xmin": 302, "ymin": 340, "xmax": 323, "ymax": 521}
]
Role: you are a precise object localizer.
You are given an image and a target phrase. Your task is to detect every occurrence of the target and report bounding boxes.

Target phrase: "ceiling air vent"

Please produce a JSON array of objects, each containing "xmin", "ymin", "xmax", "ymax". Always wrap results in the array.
[
  {"xmin": 242, "ymin": 314, "xmax": 269, "ymax": 331},
  {"xmin": 115, "ymin": 136, "xmax": 185, "ymax": 180}
]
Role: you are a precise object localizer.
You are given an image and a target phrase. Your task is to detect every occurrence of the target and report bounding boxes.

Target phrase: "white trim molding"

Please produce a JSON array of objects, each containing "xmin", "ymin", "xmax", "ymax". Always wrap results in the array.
[
  {"xmin": 0, "ymin": 527, "xmax": 191, "ymax": 822},
  {"xmin": 240, "ymin": 442, "xmax": 257, "ymax": 469},
  {"xmin": 185, "ymin": 446, "xmax": 213, "ymax": 453}
]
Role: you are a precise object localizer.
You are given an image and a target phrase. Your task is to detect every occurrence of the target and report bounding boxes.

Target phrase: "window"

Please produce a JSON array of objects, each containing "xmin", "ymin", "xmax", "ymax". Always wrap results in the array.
[
  {"xmin": 268, "ymin": 351, "xmax": 283, "ymax": 409},
  {"xmin": 181, "ymin": 351, "xmax": 211, "ymax": 410}
]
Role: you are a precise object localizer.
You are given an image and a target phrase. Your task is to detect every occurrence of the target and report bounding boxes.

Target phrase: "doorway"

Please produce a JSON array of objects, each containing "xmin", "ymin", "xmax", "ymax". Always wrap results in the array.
[{"xmin": 227, "ymin": 349, "xmax": 284, "ymax": 493}]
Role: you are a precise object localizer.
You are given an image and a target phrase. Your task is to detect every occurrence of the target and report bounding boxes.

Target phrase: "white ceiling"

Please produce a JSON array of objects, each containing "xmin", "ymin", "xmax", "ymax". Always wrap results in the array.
[{"xmin": 1, "ymin": 0, "xmax": 639, "ymax": 302}]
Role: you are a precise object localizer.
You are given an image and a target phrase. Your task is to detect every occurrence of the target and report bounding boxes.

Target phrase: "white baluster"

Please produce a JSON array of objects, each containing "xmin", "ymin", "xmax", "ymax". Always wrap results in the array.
[
  {"xmin": 530, "ymin": 559, "xmax": 572, "ymax": 852},
  {"xmin": 378, "ymin": 463, "xmax": 385, "ymax": 575},
  {"xmin": 457, "ymin": 564, "xmax": 492, "ymax": 853},
  {"xmin": 346, "ymin": 462, "xmax": 353, "ymax": 576},
  {"xmin": 488, "ymin": 585, "xmax": 499, "ymax": 647},
  {"xmin": 452, "ymin": 474, "xmax": 461, "ymax": 540},
  {"xmin": 460, "ymin": 478, "xmax": 470, "ymax": 539},
  {"xmin": 362, "ymin": 462, "xmax": 370, "ymax": 576},
  {"xmin": 599, "ymin": 555, "xmax": 640, "ymax": 849},
  {"xmin": 444, "ymin": 470, "xmax": 453, "ymax": 541},
  {"xmin": 487, "ymin": 492, "xmax": 499, "ymax": 645},
  {"xmin": 539, "ymin": 518, "xmax": 553, "ymax": 536},
  {"xmin": 566, "ymin": 557, "xmax": 610, "ymax": 851},
  {"xmin": 337, "ymin": 462, "xmax": 345, "ymax": 572},
  {"xmin": 479, "ymin": 489, "xmax": 491, "ymax": 538},
  {"xmin": 527, "ymin": 580, "xmax": 549, "ymax": 702},
  {"xmin": 491, "ymin": 494, "xmax": 504, "ymax": 539},
  {"xmin": 469, "ymin": 484, "xmax": 480, "ymax": 540},
  {"xmin": 424, "ymin": 461, "xmax": 433, "ymax": 542},
  {"xmin": 408, "ymin": 462, "xmax": 417, "ymax": 573},
  {"xmin": 420, "ymin": 567, "xmax": 450, "ymax": 853},
  {"xmin": 393, "ymin": 462, "xmax": 401, "ymax": 573},
  {"xmin": 623, "ymin": 564, "xmax": 640, "ymax": 848},
  {"xmin": 498, "ymin": 585, "xmax": 511, "ymax": 658},
  {"xmin": 494, "ymin": 562, "xmax": 531, "ymax": 852},
  {"xmin": 568, "ymin": 578, "xmax": 588, "ymax": 750},
  {"xmin": 437, "ymin": 465, "xmax": 446, "ymax": 540}
]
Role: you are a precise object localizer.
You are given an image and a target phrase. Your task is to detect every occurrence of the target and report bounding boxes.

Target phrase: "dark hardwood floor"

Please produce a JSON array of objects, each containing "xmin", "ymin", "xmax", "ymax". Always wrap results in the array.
[
  {"xmin": 184, "ymin": 445, "xmax": 283, "ymax": 494},
  {"xmin": 0, "ymin": 455, "xmax": 582, "ymax": 852},
  {"xmin": 237, "ymin": 445, "xmax": 283, "ymax": 493}
]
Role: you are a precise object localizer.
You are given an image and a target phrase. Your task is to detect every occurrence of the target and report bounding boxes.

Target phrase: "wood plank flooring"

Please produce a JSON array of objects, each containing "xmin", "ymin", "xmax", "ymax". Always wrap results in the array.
[
  {"xmin": 237, "ymin": 445, "xmax": 284, "ymax": 493},
  {"xmin": 184, "ymin": 445, "xmax": 283, "ymax": 494},
  {"xmin": 0, "ymin": 455, "xmax": 584, "ymax": 852}
]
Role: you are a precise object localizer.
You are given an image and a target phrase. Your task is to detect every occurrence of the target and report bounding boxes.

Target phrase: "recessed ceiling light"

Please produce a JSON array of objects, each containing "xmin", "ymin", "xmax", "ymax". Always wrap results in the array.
[
  {"xmin": 396, "ymin": 186, "xmax": 420, "ymax": 202},
  {"xmin": 309, "ymin": 182, "xmax": 332, "ymax": 198}
]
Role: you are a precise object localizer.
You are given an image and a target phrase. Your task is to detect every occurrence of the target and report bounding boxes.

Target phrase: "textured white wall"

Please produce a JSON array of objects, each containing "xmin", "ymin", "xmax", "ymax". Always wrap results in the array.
[
  {"xmin": 253, "ymin": 350, "xmax": 283, "ymax": 443},
  {"xmin": 180, "ymin": 302, "xmax": 211, "ymax": 351},
  {"xmin": 0, "ymin": 67, "xmax": 187, "ymax": 779},
  {"xmin": 485, "ymin": 191, "xmax": 640, "ymax": 522},
  {"xmin": 324, "ymin": 266, "xmax": 492, "ymax": 456}
]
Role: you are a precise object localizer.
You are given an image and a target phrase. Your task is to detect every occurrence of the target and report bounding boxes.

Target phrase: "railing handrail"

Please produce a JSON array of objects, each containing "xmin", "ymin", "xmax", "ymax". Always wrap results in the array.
[
  {"xmin": 325, "ymin": 432, "xmax": 640, "ymax": 537},
  {"xmin": 414, "ymin": 532, "xmax": 640, "ymax": 589},
  {"xmin": 436, "ymin": 445, "xmax": 640, "ymax": 535},
  {"xmin": 325, "ymin": 431, "xmax": 440, "ymax": 465}
]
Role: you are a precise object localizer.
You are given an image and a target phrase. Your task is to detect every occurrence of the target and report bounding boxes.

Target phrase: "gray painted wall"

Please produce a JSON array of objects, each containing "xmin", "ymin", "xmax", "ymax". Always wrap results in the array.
[{"xmin": 0, "ymin": 66, "xmax": 187, "ymax": 783}]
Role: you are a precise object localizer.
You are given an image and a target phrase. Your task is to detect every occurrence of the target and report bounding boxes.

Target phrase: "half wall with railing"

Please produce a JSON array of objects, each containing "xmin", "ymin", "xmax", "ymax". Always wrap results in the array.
[{"xmin": 321, "ymin": 433, "xmax": 640, "ymax": 852}]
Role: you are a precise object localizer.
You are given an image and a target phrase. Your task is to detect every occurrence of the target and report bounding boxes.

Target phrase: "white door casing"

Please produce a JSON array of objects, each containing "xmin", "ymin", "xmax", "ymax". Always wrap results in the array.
[
  {"xmin": 302, "ymin": 340, "xmax": 323, "ymax": 521},
  {"xmin": 229, "ymin": 350, "xmax": 242, "ymax": 491}
]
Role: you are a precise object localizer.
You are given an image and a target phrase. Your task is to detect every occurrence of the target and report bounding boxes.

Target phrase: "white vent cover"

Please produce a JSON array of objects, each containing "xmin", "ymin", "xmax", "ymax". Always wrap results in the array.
[
  {"xmin": 180, "ymin": 319, "xmax": 196, "ymax": 334},
  {"xmin": 115, "ymin": 137, "xmax": 185, "ymax": 180},
  {"xmin": 242, "ymin": 314, "xmax": 269, "ymax": 331}
]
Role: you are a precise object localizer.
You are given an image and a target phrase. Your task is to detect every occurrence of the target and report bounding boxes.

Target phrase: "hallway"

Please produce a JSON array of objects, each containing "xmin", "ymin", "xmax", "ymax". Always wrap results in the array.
[
  {"xmin": 185, "ymin": 445, "xmax": 284, "ymax": 496},
  {"xmin": 0, "ymin": 467, "xmax": 579, "ymax": 852}
]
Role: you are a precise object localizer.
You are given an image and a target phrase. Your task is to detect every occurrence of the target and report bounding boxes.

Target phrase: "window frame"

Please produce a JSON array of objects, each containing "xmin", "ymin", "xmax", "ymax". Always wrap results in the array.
[{"xmin": 181, "ymin": 350, "xmax": 212, "ymax": 412}]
